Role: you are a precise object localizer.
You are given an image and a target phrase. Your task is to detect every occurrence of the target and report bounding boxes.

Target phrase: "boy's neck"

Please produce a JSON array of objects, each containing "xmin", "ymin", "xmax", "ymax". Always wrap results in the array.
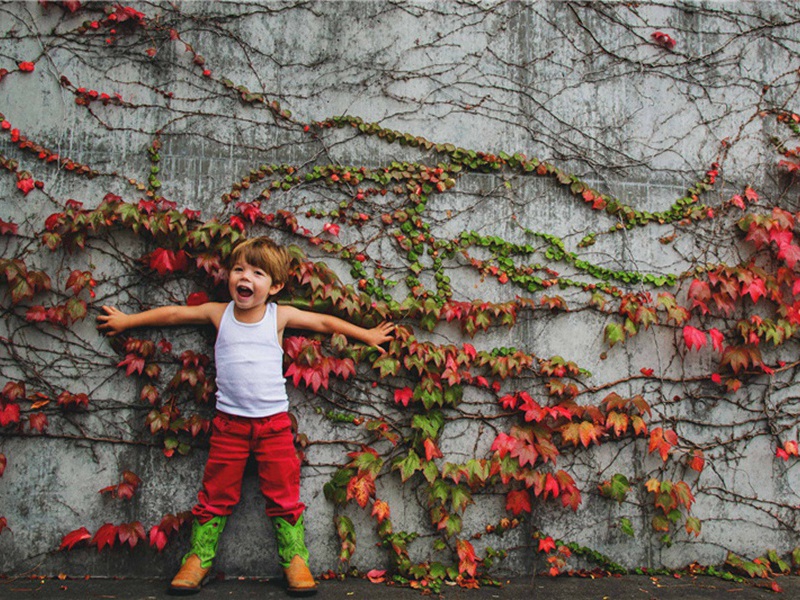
[{"xmin": 232, "ymin": 301, "xmax": 268, "ymax": 323}]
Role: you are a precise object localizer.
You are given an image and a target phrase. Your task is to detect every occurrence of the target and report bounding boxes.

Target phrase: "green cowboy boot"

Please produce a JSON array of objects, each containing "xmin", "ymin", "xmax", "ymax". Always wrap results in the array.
[
  {"xmin": 272, "ymin": 515, "xmax": 317, "ymax": 594},
  {"xmin": 169, "ymin": 516, "xmax": 227, "ymax": 595}
]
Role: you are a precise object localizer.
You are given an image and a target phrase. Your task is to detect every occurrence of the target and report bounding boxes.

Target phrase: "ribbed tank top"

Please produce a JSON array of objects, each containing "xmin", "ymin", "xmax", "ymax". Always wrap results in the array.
[{"xmin": 214, "ymin": 302, "xmax": 289, "ymax": 417}]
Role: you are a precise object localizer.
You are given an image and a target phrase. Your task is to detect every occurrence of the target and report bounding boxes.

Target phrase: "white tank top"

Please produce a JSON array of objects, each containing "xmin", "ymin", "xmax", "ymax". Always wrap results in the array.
[{"xmin": 214, "ymin": 302, "xmax": 289, "ymax": 417}]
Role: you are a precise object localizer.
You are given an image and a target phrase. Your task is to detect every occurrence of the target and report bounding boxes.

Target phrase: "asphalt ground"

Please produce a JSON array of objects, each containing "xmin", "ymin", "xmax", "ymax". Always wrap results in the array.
[{"xmin": 0, "ymin": 574, "xmax": 798, "ymax": 600}]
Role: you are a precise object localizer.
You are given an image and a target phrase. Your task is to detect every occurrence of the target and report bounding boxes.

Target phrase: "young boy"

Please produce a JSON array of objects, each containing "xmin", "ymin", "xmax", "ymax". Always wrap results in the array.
[{"xmin": 97, "ymin": 236, "xmax": 394, "ymax": 595}]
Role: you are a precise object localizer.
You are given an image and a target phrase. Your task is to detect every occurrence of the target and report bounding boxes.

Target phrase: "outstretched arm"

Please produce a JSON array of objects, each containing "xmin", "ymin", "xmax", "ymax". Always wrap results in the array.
[
  {"xmin": 279, "ymin": 305, "xmax": 394, "ymax": 349},
  {"xmin": 97, "ymin": 303, "xmax": 225, "ymax": 336}
]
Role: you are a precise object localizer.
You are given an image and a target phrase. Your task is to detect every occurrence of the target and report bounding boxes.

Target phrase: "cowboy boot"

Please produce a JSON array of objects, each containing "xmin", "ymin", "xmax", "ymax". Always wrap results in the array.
[
  {"xmin": 272, "ymin": 515, "xmax": 317, "ymax": 595},
  {"xmin": 168, "ymin": 516, "xmax": 227, "ymax": 595}
]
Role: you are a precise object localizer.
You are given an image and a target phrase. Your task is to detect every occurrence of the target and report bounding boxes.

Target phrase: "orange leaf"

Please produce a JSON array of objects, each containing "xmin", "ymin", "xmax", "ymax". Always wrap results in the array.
[
  {"xmin": 371, "ymin": 499, "xmax": 390, "ymax": 523},
  {"xmin": 688, "ymin": 450, "xmax": 705, "ymax": 472},
  {"xmin": 346, "ymin": 473, "xmax": 375, "ymax": 508},
  {"xmin": 456, "ymin": 539, "xmax": 478, "ymax": 577},
  {"xmin": 578, "ymin": 421, "xmax": 602, "ymax": 447}
]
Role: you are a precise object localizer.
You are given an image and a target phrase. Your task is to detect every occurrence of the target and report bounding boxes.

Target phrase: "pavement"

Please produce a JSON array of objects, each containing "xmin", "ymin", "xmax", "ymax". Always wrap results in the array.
[{"xmin": 0, "ymin": 574, "xmax": 798, "ymax": 600}]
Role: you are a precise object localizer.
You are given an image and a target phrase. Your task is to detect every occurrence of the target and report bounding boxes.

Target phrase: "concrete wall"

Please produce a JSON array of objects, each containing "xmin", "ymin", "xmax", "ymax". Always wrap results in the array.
[{"xmin": 1, "ymin": 0, "xmax": 799, "ymax": 580}]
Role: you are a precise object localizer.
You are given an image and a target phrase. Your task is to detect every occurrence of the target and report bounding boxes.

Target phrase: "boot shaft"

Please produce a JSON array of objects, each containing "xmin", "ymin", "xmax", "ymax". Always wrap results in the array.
[
  {"xmin": 184, "ymin": 515, "xmax": 227, "ymax": 569},
  {"xmin": 272, "ymin": 514, "xmax": 310, "ymax": 568}
]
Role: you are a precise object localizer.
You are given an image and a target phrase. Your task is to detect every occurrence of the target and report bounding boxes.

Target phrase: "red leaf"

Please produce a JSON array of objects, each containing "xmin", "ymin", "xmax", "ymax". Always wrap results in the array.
[
  {"xmin": 777, "ymin": 243, "xmax": 800, "ymax": 269},
  {"xmin": 741, "ymin": 277, "xmax": 766, "ymax": 303},
  {"xmin": 640, "ymin": 367, "xmax": 654, "ymax": 376},
  {"xmin": 490, "ymin": 432, "xmax": 517, "ymax": 458},
  {"xmin": 0, "ymin": 218, "xmax": 18, "ymax": 235},
  {"xmin": 18, "ymin": 61, "xmax": 35, "ymax": 72},
  {"xmin": 0, "ymin": 403, "xmax": 21, "ymax": 427},
  {"xmin": 651, "ymin": 31, "xmax": 676, "ymax": 50},
  {"xmin": 537, "ymin": 536, "xmax": 556, "ymax": 553},
  {"xmin": 17, "ymin": 176, "xmax": 35, "ymax": 195},
  {"xmin": 366, "ymin": 569, "xmax": 386, "ymax": 584},
  {"xmin": 28, "ymin": 412, "xmax": 48, "ymax": 432},
  {"xmin": 0, "ymin": 453, "xmax": 5, "ymax": 477},
  {"xmin": 61, "ymin": 0, "xmax": 83, "ymax": 11},
  {"xmin": 683, "ymin": 325, "xmax": 707, "ymax": 351},
  {"xmin": 323, "ymin": 222, "xmax": 340, "ymax": 236},
  {"xmin": 186, "ymin": 291, "xmax": 209, "ymax": 306},
  {"xmin": 499, "ymin": 394, "xmax": 518, "ymax": 410},
  {"xmin": 60, "ymin": 527, "xmax": 92, "ymax": 551},
  {"xmin": 543, "ymin": 473, "xmax": 560, "ymax": 499},
  {"xmin": 117, "ymin": 353, "xmax": 145, "ymax": 376},
  {"xmin": 729, "ymin": 194, "xmax": 745, "ymax": 210},
  {"xmin": 65, "ymin": 270, "xmax": 92, "ymax": 295},
  {"xmin": 91, "ymin": 523, "xmax": 118, "ymax": 551},
  {"xmin": 394, "ymin": 387, "xmax": 413, "ymax": 407},
  {"xmin": 149, "ymin": 526, "xmax": 168, "ymax": 551},
  {"xmin": 117, "ymin": 521, "xmax": 145, "ymax": 548},
  {"xmin": 505, "ymin": 489, "xmax": 531, "ymax": 515},
  {"xmin": 25, "ymin": 305, "xmax": 48, "ymax": 322},
  {"xmin": 229, "ymin": 215, "xmax": 246, "ymax": 232},
  {"xmin": 709, "ymin": 328, "xmax": 724, "ymax": 352},
  {"xmin": 148, "ymin": 248, "xmax": 188, "ymax": 275},
  {"xmin": 2, "ymin": 382, "xmax": 26, "ymax": 401},
  {"xmin": 423, "ymin": 438, "xmax": 443, "ymax": 461}
]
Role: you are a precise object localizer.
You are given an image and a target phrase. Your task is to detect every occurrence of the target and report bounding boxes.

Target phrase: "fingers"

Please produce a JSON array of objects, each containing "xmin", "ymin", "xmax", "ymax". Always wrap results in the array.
[{"xmin": 96, "ymin": 306, "xmax": 118, "ymax": 335}]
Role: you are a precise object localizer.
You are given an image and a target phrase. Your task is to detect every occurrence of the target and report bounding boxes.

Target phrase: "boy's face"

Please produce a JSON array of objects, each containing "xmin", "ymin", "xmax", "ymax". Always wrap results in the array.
[{"xmin": 228, "ymin": 259, "xmax": 284, "ymax": 313}]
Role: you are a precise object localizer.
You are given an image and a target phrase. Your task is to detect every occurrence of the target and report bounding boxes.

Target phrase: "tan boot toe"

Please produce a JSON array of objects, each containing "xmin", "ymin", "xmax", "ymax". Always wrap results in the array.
[
  {"xmin": 169, "ymin": 554, "xmax": 210, "ymax": 595},
  {"xmin": 284, "ymin": 554, "xmax": 317, "ymax": 595}
]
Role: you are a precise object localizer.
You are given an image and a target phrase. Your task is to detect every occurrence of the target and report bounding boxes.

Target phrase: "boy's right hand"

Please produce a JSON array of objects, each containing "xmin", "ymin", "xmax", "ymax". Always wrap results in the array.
[{"xmin": 97, "ymin": 305, "xmax": 130, "ymax": 336}]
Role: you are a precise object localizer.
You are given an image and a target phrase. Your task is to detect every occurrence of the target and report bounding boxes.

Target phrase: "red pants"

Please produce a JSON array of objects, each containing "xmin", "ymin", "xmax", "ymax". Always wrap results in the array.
[{"xmin": 192, "ymin": 411, "xmax": 305, "ymax": 524}]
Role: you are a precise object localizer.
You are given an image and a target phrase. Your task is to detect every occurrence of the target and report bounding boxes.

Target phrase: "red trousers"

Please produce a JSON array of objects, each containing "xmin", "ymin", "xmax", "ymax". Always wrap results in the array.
[{"xmin": 192, "ymin": 411, "xmax": 305, "ymax": 525}]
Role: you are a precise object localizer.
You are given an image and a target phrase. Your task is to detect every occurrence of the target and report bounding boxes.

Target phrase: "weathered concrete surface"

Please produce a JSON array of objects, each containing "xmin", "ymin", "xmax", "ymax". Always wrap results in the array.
[{"xmin": 1, "ymin": 0, "xmax": 799, "ymax": 582}]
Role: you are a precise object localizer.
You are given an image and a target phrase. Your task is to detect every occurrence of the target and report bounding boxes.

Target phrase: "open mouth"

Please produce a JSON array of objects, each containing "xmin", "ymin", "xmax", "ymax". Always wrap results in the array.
[{"xmin": 236, "ymin": 285, "xmax": 253, "ymax": 298}]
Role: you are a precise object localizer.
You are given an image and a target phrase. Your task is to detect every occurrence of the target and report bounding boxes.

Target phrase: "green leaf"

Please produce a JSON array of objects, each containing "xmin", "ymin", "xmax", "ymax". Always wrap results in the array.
[
  {"xmin": 423, "ymin": 460, "xmax": 439, "ymax": 484},
  {"xmin": 619, "ymin": 517, "xmax": 635, "ymax": 537},
  {"xmin": 393, "ymin": 450, "xmax": 421, "ymax": 482},
  {"xmin": 412, "ymin": 411, "xmax": 444, "ymax": 439},
  {"xmin": 450, "ymin": 485, "xmax": 472, "ymax": 513},
  {"xmin": 599, "ymin": 473, "xmax": 630, "ymax": 503},
  {"xmin": 372, "ymin": 355, "xmax": 400, "ymax": 378},
  {"xmin": 604, "ymin": 322, "xmax": 625, "ymax": 347},
  {"xmin": 445, "ymin": 513, "xmax": 462, "ymax": 537}
]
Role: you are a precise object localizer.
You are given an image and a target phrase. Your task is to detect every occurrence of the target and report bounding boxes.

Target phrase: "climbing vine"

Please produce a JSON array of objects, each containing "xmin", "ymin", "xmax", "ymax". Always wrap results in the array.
[{"xmin": 1, "ymin": 0, "xmax": 800, "ymax": 592}]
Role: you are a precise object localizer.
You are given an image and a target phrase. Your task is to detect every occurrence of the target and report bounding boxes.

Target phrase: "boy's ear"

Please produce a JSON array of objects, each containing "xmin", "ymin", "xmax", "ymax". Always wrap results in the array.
[{"xmin": 269, "ymin": 282, "xmax": 285, "ymax": 296}]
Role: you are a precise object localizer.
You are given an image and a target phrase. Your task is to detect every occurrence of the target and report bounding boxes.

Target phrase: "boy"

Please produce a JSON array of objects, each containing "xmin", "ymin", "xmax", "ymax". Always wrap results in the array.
[{"xmin": 97, "ymin": 236, "xmax": 394, "ymax": 595}]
